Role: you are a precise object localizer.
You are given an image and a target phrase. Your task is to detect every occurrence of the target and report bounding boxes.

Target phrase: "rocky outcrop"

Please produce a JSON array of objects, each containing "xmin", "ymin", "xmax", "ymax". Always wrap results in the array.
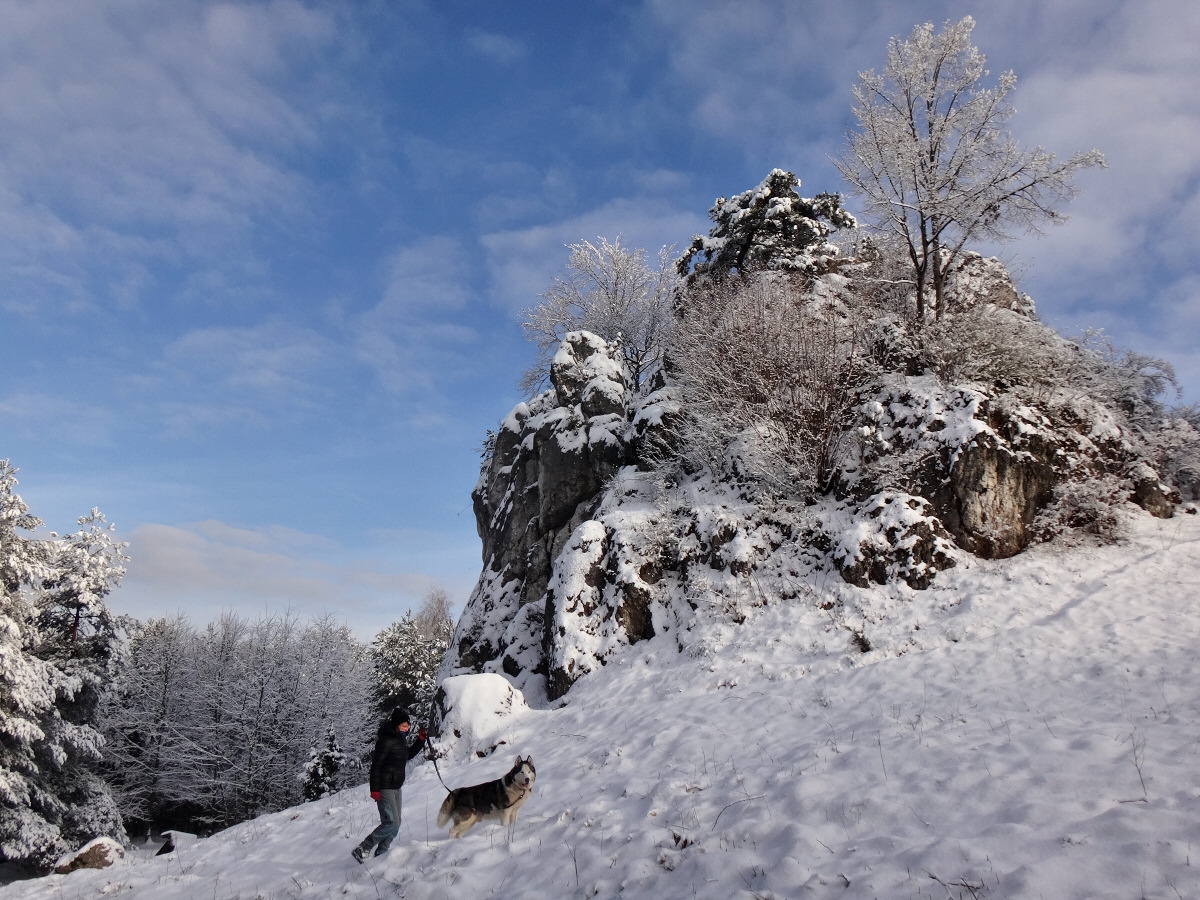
[
  {"xmin": 862, "ymin": 377, "xmax": 1176, "ymax": 561},
  {"xmin": 449, "ymin": 333, "xmax": 673, "ymax": 698}
]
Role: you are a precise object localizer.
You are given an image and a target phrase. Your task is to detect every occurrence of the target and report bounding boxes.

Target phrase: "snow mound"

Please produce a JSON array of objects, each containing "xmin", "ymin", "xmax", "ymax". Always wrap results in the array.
[{"xmin": 433, "ymin": 673, "xmax": 529, "ymax": 756}]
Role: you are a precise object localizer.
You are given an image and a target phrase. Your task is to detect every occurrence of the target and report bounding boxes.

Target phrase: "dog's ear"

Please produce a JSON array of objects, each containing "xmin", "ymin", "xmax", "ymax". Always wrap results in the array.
[{"xmin": 514, "ymin": 754, "xmax": 523, "ymax": 767}]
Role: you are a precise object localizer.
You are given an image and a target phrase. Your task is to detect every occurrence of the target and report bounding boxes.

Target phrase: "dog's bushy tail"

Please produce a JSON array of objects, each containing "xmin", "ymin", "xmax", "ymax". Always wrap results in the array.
[{"xmin": 436, "ymin": 791, "xmax": 455, "ymax": 828}]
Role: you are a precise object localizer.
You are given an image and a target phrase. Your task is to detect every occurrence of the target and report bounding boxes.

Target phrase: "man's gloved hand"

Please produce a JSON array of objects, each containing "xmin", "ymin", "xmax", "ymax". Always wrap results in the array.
[
  {"xmin": 417, "ymin": 728, "xmax": 427, "ymax": 741},
  {"xmin": 370, "ymin": 791, "xmax": 380, "ymax": 802}
]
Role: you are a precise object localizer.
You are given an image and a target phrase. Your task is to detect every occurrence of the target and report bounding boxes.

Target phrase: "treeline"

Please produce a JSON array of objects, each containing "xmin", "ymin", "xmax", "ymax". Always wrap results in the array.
[
  {"xmin": 1, "ymin": 459, "xmax": 453, "ymax": 868},
  {"xmin": 101, "ymin": 594, "xmax": 453, "ymax": 837}
]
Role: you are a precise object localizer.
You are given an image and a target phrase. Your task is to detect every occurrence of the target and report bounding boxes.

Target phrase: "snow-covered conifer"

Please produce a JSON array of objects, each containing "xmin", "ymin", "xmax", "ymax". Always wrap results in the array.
[
  {"xmin": 0, "ymin": 462, "xmax": 126, "ymax": 868},
  {"xmin": 300, "ymin": 726, "xmax": 344, "ymax": 801},
  {"xmin": 676, "ymin": 169, "xmax": 854, "ymax": 284},
  {"xmin": 370, "ymin": 588, "xmax": 454, "ymax": 727}
]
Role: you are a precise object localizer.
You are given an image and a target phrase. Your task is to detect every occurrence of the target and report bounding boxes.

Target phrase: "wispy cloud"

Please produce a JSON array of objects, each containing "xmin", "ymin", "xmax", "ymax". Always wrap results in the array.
[
  {"xmin": 482, "ymin": 197, "xmax": 704, "ymax": 317},
  {"xmin": 350, "ymin": 236, "xmax": 482, "ymax": 400},
  {"xmin": 120, "ymin": 518, "xmax": 469, "ymax": 639},
  {"xmin": 0, "ymin": 0, "xmax": 340, "ymax": 314},
  {"xmin": 463, "ymin": 28, "xmax": 527, "ymax": 65}
]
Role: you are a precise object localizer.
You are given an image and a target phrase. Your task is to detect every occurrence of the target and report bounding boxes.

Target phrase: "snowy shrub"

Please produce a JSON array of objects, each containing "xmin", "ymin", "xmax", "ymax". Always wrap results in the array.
[
  {"xmin": 668, "ymin": 273, "xmax": 871, "ymax": 499},
  {"xmin": 1030, "ymin": 475, "xmax": 1128, "ymax": 544}
]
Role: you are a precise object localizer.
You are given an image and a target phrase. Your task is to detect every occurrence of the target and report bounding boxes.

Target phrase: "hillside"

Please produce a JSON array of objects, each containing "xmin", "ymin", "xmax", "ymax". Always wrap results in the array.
[{"xmin": 10, "ymin": 509, "xmax": 1200, "ymax": 899}]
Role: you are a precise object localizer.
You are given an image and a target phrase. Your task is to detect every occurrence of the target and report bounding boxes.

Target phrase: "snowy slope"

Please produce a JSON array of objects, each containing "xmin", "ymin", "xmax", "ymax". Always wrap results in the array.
[{"xmin": 9, "ymin": 511, "xmax": 1200, "ymax": 899}]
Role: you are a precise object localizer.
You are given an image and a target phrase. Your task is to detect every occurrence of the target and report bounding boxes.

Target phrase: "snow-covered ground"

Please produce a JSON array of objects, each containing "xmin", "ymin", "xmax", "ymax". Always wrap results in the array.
[{"xmin": 10, "ymin": 510, "xmax": 1200, "ymax": 899}]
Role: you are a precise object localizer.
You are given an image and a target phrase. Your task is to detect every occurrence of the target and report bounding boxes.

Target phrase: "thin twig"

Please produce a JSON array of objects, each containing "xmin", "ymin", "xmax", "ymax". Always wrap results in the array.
[{"xmin": 710, "ymin": 794, "xmax": 766, "ymax": 831}]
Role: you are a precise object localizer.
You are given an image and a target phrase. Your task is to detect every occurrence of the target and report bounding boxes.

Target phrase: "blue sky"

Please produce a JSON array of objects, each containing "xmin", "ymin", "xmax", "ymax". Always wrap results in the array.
[{"xmin": 2, "ymin": 0, "xmax": 1197, "ymax": 639}]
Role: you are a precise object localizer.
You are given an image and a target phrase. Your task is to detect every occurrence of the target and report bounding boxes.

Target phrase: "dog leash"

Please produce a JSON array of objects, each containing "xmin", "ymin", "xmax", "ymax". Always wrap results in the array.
[{"xmin": 425, "ymin": 736, "xmax": 454, "ymax": 793}]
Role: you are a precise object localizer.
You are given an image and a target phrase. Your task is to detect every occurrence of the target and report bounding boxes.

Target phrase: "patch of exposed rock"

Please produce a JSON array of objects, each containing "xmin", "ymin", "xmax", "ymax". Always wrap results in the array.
[{"xmin": 448, "ymin": 333, "xmax": 678, "ymax": 699}]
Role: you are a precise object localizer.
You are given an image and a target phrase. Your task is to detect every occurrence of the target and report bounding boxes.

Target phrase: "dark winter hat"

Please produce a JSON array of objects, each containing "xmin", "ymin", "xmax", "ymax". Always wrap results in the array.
[{"xmin": 387, "ymin": 707, "xmax": 410, "ymax": 727}]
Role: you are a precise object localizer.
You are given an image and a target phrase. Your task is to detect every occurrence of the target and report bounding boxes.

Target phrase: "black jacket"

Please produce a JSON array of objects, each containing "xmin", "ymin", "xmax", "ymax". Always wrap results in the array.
[{"xmin": 368, "ymin": 724, "xmax": 425, "ymax": 792}]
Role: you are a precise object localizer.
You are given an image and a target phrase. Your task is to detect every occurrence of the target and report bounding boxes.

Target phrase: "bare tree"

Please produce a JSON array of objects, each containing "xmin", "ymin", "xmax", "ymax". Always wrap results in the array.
[
  {"xmin": 522, "ymin": 237, "xmax": 678, "ymax": 392},
  {"xmin": 835, "ymin": 16, "xmax": 1104, "ymax": 322}
]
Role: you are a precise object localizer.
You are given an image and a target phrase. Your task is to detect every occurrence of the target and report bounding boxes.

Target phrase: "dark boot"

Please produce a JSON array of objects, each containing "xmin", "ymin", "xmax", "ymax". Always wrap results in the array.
[{"xmin": 351, "ymin": 844, "xmax": 368, "ymax": 864}]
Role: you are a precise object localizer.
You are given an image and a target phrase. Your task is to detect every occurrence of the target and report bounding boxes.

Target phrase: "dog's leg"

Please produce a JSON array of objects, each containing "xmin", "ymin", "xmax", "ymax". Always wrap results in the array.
[{"xmin": 450, "ymin": 813, "xmax": 479, "ymax": 839}]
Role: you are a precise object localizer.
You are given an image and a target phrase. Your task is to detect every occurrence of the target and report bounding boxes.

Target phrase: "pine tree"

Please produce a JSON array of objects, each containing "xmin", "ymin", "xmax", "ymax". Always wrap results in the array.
[
  {"xmin": 300, "ymin": 726, "xmax": 345, "ymax": 801},
  {"xmin": 676, "ymin": 169, "xmax": 854, "ymax": 284},
  {"xmin": 370, "ymin": 588, "xmax": 454, "ymax": 727},
  {"xmin": 0, "ymin": 462, "xmax": 127, "ymax": 868}
]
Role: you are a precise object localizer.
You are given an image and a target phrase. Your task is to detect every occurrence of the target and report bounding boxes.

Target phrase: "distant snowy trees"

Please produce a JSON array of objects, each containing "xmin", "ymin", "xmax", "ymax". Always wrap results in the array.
[
  {"xmin": 101, "ymin": 611, "xmax": 374, "ymax": 833},
  {"xmin": 835, "ymin": 16, "xmax": 1104, "ymax": 321},
  {"xmin": 0, "ymin": 461, "xmax": 127, "ymax": 869},
  {"xmin": 370, "ymin": 587, "xmax": 454, "ymax": 728},
  {"xmin": 97, "ymin": 592, "xmax": 455, "ymax": 835},
  {"xmin": 523, "ymin": 237, "xmax": 678, "ymax": 392}
]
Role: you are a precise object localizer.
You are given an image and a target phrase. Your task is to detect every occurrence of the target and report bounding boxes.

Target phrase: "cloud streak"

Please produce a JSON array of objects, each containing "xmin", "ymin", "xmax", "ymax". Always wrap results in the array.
[{"xmin": 119, "ymin": 518, "xmax": 469, "ymax": 639}]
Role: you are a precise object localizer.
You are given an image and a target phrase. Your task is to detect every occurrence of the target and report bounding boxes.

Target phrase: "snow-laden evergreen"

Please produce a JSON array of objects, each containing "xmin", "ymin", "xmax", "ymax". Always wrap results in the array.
[
  {"xmin": 0, "ymin": 462, "xmax": 126, "ymax": 869},
  {"xmin": 370, "ymin": 589, "xmax": 454, "ymax": 728},
  {"xmin": 6, "ymin": 511, "xmax": 1200, "ymax": 898},
  {"xmin": 300, "ymin": 727, "xmax": 345, "ymax": 803}
]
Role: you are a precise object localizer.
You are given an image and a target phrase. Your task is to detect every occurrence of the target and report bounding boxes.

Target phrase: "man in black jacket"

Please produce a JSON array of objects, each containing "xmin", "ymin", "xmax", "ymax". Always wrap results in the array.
[{"xmin": 352, "ymin": 707, "xmax": 426, "ymax": 862}]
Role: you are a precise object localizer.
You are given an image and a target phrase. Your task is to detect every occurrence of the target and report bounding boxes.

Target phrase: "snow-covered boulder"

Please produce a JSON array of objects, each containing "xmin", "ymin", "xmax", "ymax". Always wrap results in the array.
[
  {"xmin": 826, "ymin": 493, "xmax": 957, "ymax": 589},
  {"xmin": 432, "ymin": 674, "xmax": 528, "ymax": 754},
  {"xmin": 53, "ymin": 837, "xmax": 124, "ymax": 874}
]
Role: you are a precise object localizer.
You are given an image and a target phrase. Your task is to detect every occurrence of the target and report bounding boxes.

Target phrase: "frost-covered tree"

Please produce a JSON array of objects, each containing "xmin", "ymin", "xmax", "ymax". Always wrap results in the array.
[
  {"xmin": 0, "ymin": 462, "xmax": 126, "ymax": 869},
  {"xmin": 100, "ymin": 615, "xmax": 192, "ymax": 833},
  {"xmin": 835, "ymin": 17, "xmax": 1104, "ymax": 321},
  {"xmin": 523, "ymin": 237, "xmax": 678, "ymax": 392},
  {"xmin": 300, "ymin": 726, "xmax": 345, "ymax": 801},
  {"xmin": 370, "ymin": 587, "xmax": 454, "ymax": 727},
  {"xmin": 676, "ymin": 169, "xmax": 854, "ymax": 284},
  {"xmin": 101, "ymin": 611, "xmax": 372, "ymax": 832}
]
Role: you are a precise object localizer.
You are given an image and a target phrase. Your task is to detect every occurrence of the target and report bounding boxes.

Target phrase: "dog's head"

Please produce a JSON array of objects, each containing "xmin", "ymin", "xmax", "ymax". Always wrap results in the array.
[{"xmin": 508, "ymin": 755, "xmax": 535, "ymax": 791}]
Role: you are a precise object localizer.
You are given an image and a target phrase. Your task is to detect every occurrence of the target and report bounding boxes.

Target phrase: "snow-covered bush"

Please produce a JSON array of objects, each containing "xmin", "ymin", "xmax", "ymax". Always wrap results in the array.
[
  {"xmin": 1030, "ymin": 475, "xmax": 1127, "ymax": 544},
  {"xmin": 668, "ymin": 273, "xmax": 871, "ymax": 499}
]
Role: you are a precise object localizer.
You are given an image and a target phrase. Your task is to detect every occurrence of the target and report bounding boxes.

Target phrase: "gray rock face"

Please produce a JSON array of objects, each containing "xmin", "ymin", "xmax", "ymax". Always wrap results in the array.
[{"xmin": 450, "ymin": 333, "xmax": 651, "ymax": 696}]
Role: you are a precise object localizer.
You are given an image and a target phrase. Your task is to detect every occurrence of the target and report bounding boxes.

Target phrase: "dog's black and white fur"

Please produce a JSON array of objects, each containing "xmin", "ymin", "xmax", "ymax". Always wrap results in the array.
[{"xmin": 436, "ymin": 755, "xmax": 536, "ymax": 838}]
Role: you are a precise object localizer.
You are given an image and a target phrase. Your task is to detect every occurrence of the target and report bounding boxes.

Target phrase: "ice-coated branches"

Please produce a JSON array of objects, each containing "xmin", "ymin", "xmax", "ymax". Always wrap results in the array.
[{"xmin": 835, "ymin": 16, "xmax": 1104, "ymax": 322}]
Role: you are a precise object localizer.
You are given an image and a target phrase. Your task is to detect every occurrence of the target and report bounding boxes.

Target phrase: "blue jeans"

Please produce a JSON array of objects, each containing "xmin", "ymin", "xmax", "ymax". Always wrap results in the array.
[{"xmin": 358, "ymin": 788, "xmax": 401, "ymax": 856}]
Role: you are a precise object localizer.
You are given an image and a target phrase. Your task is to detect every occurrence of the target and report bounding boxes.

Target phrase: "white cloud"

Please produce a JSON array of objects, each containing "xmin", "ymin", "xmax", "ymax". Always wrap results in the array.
[
  {"xmin": 118, "ymin": 518, "xmax": 474, "ymax": 640},
  {"xmin": 464, "ymin": 28, "xmax": 527, "ymax": 65},
  {"xmin": 0, "ymin": 0, "xmax": 339, "ymax": 313},
  {"xmin": 136, "ymin": 317, "xmax": 338, "ymax": 433},
  {"xmin": 350, "ymin": 236, "xmax": 483, "ymax": 399}
]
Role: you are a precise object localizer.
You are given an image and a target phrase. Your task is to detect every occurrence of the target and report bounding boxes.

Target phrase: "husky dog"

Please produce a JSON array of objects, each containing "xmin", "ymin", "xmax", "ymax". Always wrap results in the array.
[{"xmin": 436, "ymin": 755, "xmax": 536, "ymax": 838}]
